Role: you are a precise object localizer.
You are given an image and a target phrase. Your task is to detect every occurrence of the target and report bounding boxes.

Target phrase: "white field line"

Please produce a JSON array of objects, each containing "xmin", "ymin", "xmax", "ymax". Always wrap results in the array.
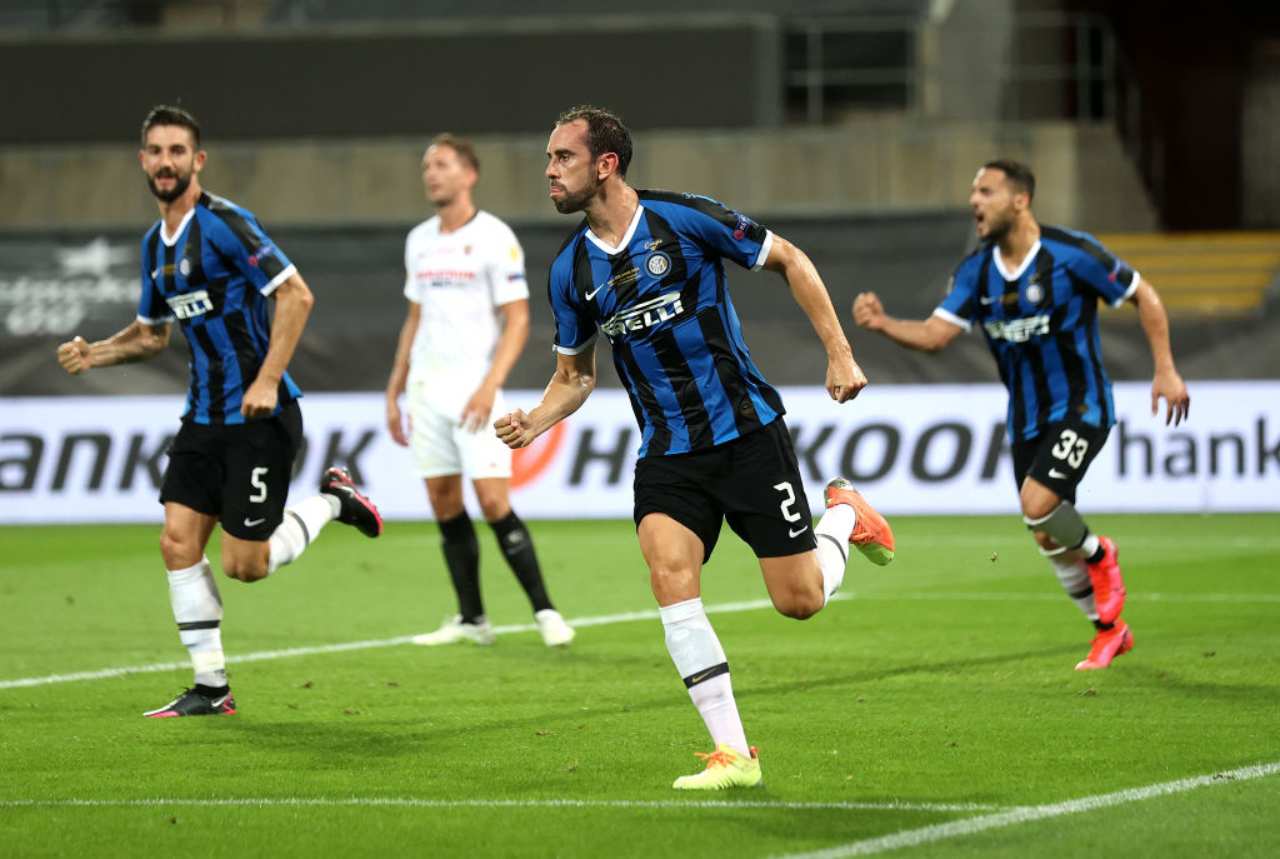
[
  {"xmin": 6, "ymin": 586, "xmax": 1280, "ymax": 691},
  {"xmin": 0, "ymin": 596, "xmax": 805, "ymax": 691},
  {"xmin": 851, "ymin": 591, "xmax": 1280, "ymax": 605},
  {"xmin": 0, "ymin": 797, "xmax": 1006, "ymax": 814},
  {"xmin": 773, "ymin": 760, "xmax": 1280, "ymax": 859}
]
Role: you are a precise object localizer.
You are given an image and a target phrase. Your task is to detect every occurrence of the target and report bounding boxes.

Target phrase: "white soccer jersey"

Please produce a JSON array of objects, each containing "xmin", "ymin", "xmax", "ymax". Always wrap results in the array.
[{"xmin": 403, "ymin": 210, "xmax": 529, "ymax": 412}]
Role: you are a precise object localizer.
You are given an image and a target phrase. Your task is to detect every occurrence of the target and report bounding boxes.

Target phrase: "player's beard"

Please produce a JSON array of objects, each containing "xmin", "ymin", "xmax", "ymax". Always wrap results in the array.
[
  {"xmin": 552, "ymin": 175, "xmax": 600, "ymax": 214},
  {"xmin": 147, "ymin": 168, "xmax": 192, "ymax": 203},
  {"xmin": 981, "ymin": 208, "xmax": 1014, "ymax": 242}
]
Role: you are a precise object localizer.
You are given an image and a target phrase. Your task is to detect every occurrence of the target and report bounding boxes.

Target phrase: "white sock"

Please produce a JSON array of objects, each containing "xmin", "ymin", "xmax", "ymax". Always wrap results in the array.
[
  {"xmin": 167, "ymin": 556, "xmax": 226, "ymax": 688},
  {"xmin": 1080, "ymin": 533, "xmax": 1101, "ymax": 559},
  {"xmin": 814, "ymin": 503, "xmax": 856, "ymax": 602},
  {"xmin": 1048, "ymin": 553, "xmax": 1098, "ymax": 621},
  {"xmin": 268, "ymin": 495, "xmax": 338, "ymax": 573},
  {"xmin": 659, "ymin": 597, "xmax": 750, "ymax": 757}
]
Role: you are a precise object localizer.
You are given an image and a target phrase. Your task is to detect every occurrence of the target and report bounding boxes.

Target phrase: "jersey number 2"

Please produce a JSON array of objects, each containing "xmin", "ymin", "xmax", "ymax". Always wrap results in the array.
[{"xmin": 774, "ymin": 482, "xmax": 802, "ymax": 523}]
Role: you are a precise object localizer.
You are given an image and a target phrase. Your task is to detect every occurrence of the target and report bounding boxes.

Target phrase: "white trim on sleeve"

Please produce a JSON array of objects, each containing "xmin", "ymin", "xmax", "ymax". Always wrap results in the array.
[
  {"xmin": 932, "ymin": 307, "xmax": 972, "ymax": 332},
  {"xmin": 752, "ymin": 230, "xmax": 775, "ymax": 271},
  {"xmin": 136, "ymin": 313, "xmax": 175, "ymax": 325},
  {"xmin": 553, "ymin": 332, "xmax": 598, "ymax": 355},
  {"xmin": 259, "ymin": 264, "xmax": 298, "ymax": 296},
  {"xmin": 1111, "ymin": 270, "xmax": 1141, "ymax": 307}
]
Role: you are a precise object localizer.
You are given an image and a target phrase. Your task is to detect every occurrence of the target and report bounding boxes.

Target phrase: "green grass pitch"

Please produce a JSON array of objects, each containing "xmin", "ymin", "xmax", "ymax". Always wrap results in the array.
[{"xmin": 2, "ymin": 514, "xmax": 1278, "ymax": 857}]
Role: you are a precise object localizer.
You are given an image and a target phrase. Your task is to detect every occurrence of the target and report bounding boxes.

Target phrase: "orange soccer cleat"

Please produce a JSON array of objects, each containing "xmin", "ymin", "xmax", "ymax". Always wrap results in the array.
[
  {"xmin": 1086, "ymin": 536, "xmax": 1126, "ymax": 624},
  {"xmin": 824, "ymin": 478, "xmax": 895, "ymax": 566},
  {"xmin": 1075, "ymin": 621, "xmax": 1135, "ymax": 671}
]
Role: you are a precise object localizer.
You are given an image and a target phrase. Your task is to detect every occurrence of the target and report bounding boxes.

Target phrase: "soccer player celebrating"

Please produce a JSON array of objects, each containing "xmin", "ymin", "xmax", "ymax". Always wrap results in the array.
[
  {"xmin": 385, "ymin": 134, "xmax": 573, "ymax": 648},
  {"xmin": 853, "ymin": 159, "xmax": 1190, "ymax": 671},
  {"xmin": 495, "ymin": 106, "xmax": 894, "ymax": 789},
  {"xmin": 55, "ymin": 105, "xmax": 383, "ymax": 718}
]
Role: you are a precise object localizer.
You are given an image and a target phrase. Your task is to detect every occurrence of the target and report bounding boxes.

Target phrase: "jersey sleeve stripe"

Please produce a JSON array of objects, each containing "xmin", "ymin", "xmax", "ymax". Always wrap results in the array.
[
  {"xmin": 553, "ymin": 332, "xmax": 597, "ymax": 355},
  {"xmin": 1111, "ymin": 270, "xmax": 1141, "ymax": 306},
  {"xmin": 752, "ymin": 230, "xmax": 774, "ymax": 271},
  {"xmin": 932, "ymin": 306, "xmax": 972, "ymax": 331},
  {"xmin": 260, "ymin": 263, "xmax": 297, "ymax": 296}
]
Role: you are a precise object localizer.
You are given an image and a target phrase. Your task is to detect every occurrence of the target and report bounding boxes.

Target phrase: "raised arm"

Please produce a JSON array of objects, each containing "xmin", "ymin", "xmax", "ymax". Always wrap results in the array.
[
  {"xmin": 241, "ymin": 273, "xmax": 315, "ymax": 418},
  {"xmin": 494, "ymin": 342, "xmax": 597, "ymax": 449},
  {"xmin": 56, "ymin": 319, "xmax": 172, "ymax": 374},
  {"xmin": 852, "ymin": 291, "xmax": 965, "ymax": 352},
  {"xmin": 762, "ymin": 234, "xmax": 866, "ymax": 402},
  {"xmin": 1128, "ymin": 278, "xmax": 1189, "ymax": 425}
]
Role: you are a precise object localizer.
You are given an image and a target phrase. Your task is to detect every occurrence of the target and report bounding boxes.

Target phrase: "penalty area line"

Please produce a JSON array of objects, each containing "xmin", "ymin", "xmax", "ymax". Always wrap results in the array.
[{"xmin": 772, "ymin": 760, "xmax": 1280, "ymax": 858}]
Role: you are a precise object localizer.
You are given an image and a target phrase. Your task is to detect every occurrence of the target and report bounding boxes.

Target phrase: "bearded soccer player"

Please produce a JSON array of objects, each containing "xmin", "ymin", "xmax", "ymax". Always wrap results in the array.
[
  {"xmin": 55, "ymin": 105, "xmax": 383, "ymax": 717},
  {"xmin": 495, "ymin": 106, "xmax": 895, "ymax": 790},
  {"xmin": 853, "ymin": 159, "xmax": 1190, "ymax": 671}
]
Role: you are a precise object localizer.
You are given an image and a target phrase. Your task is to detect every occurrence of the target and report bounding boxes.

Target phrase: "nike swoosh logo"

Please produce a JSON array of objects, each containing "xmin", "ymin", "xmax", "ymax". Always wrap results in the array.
[
  {"xmin": 789, "ymin": 525, "xmax": 810, "ymax": 538},
  {"xmin": 979, "ymin": 296, "xmax": 997, "ymax": 305},
  {"xmin": 585, "ymin": 285, "xmax": 606, "ymax": 301},
  {"xmin": 244, "ymin": 517, "xmax": 266, "ymax": 527},
  {"xmin": 1048, "ymin": 469, "xmax": 1068, "ymax": 479},
  {"xmin": 688, "ymin": 670, "xmax": 716, "ymax": 685}
]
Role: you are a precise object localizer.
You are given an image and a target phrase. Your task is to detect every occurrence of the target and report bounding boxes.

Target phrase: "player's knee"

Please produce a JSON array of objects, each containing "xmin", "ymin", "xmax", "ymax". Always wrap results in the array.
[
  {"xmin": 159, "ymin": 529, "xmax": 199, "ymax": 569},
  {"xmin": 775, "ymin": 587, "xmax": 823, "ymax": 621},
  {"xmin": 649, "ymin": 562, "xmax": 698, "ymax": 602},
  {"xmin": 476, "ymin": 495, "xmax": 510, "ymax": 523},
  {"xmin": 222, "ymin": 557, "xmax": 268, "ymax": 583},
  {"xmin": 1019, "ymin": 490, "xmax": 1056, "ymax": 521}
]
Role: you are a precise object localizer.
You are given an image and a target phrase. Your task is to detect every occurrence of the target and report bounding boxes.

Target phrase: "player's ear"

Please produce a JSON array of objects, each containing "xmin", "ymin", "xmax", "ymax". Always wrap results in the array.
[
  {"xmin": 193, "ymin": 149, "xmax": 207, "ymax": 173},
  {"xmin": 597, "ymin": 152, "xmax": 619, "ymax": 182}
]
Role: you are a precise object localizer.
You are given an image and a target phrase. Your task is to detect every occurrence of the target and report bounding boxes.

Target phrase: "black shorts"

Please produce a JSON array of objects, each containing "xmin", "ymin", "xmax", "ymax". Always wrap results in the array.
[
  {"xmin": 159, "ymin": 402, "xmax": 303, "ymax": 541},
  {"xmin": 1012, "ymin": 416, "xmax": 1109, "ymax": 504},
  {"xmin": 633, "ymin": 419, "xmax": 817, "ymax": 564}
]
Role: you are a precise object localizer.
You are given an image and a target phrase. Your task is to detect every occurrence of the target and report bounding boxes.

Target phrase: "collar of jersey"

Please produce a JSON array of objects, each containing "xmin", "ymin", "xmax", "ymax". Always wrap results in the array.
[
  {"xmin": 992, "ymin": 238, "xmax": 1041, "ymax": 281},
  {"xmin": 585, "ymin": 204, "xmax": 645, "ymax": 255},
  {"xmin": 159, "ymin": 207, "xmax": 198, "ymax": 247}
]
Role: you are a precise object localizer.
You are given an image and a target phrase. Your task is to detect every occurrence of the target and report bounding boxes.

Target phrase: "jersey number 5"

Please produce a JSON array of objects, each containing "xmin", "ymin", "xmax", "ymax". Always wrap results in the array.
[{"xmin": 249, "ymin": 467, "xmax": 269, "ymax": 503}]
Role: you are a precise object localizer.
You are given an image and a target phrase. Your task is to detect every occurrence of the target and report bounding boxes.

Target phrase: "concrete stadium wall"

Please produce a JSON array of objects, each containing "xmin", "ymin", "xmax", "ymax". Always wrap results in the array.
[{"xmin": 0, "ymin": 119, "xmax": 1156, "ymax": 233}]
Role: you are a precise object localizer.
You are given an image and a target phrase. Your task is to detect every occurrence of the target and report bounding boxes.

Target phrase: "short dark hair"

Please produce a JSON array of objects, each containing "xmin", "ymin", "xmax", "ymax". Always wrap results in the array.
[
  {"xmin": 430, "ymin": 133, "xmax": 480, "ymax": 173},
  {"xmin": 141, "ymin": 104, "xmax": 201, "ymax": 148},
  {"xmin": 556, "ymin": 105, "xmax": 633, "ymax": 177},
  {"xmin": 983, "ymin": 159, "xmax": 1035, "ymax": 201}
]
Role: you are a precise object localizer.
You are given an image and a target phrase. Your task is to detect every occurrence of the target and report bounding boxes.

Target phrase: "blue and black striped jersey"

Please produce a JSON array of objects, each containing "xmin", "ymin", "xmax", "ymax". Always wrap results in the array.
[
  {"xmin": 548, "ymin": 190, "xmax": 784, "ymax": 458},
  {"xmin": 935, "ymin": 226, "xmax": 1140, "ymax": 442},
  {"xmin": 136, "ymin": 192, "xmax": 302, "ymax": 425}
]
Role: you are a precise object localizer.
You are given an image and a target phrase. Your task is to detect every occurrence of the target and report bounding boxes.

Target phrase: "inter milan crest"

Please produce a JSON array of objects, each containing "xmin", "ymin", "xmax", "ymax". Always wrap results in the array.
[
  {"xmin": 646, "ymin": 252, "xmax": 671, "ymax": 277},
  {"xmin": 1025, "ymin": 282, "xmax": 1044, "ymax": 304},
  {"xmin": 179, "ymin": 258, "xmax": 192, "ymax": 277}
]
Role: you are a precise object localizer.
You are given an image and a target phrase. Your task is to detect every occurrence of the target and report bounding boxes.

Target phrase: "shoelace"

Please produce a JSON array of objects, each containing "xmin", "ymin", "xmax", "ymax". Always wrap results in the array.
[{"xmin": 693, "ymin": 749, "xmax": 736, "ymax": 769}]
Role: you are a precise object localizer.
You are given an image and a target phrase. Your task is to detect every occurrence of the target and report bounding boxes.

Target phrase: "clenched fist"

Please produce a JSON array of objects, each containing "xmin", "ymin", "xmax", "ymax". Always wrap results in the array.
[
  {"xmin": 494, "ymin": 409, "xmax": 537, "ymax": 449},
  {"xmin": 57, "ymin": 336, "xmax": 93, "ymax": 375},
  {"xmin": 853, "ymin": 292, "xmax": 886, "ymax": 330}
]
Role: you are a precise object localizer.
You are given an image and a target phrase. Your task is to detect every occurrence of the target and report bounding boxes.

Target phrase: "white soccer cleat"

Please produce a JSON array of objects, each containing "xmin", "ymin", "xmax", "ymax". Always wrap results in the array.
[
  {"xmin": 535, "ymin": 609, "xmax": 575, "ymax": 648},
  {"xmin": 411, "ymin": 615, "xmax": 496, "ymax": 647}
]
